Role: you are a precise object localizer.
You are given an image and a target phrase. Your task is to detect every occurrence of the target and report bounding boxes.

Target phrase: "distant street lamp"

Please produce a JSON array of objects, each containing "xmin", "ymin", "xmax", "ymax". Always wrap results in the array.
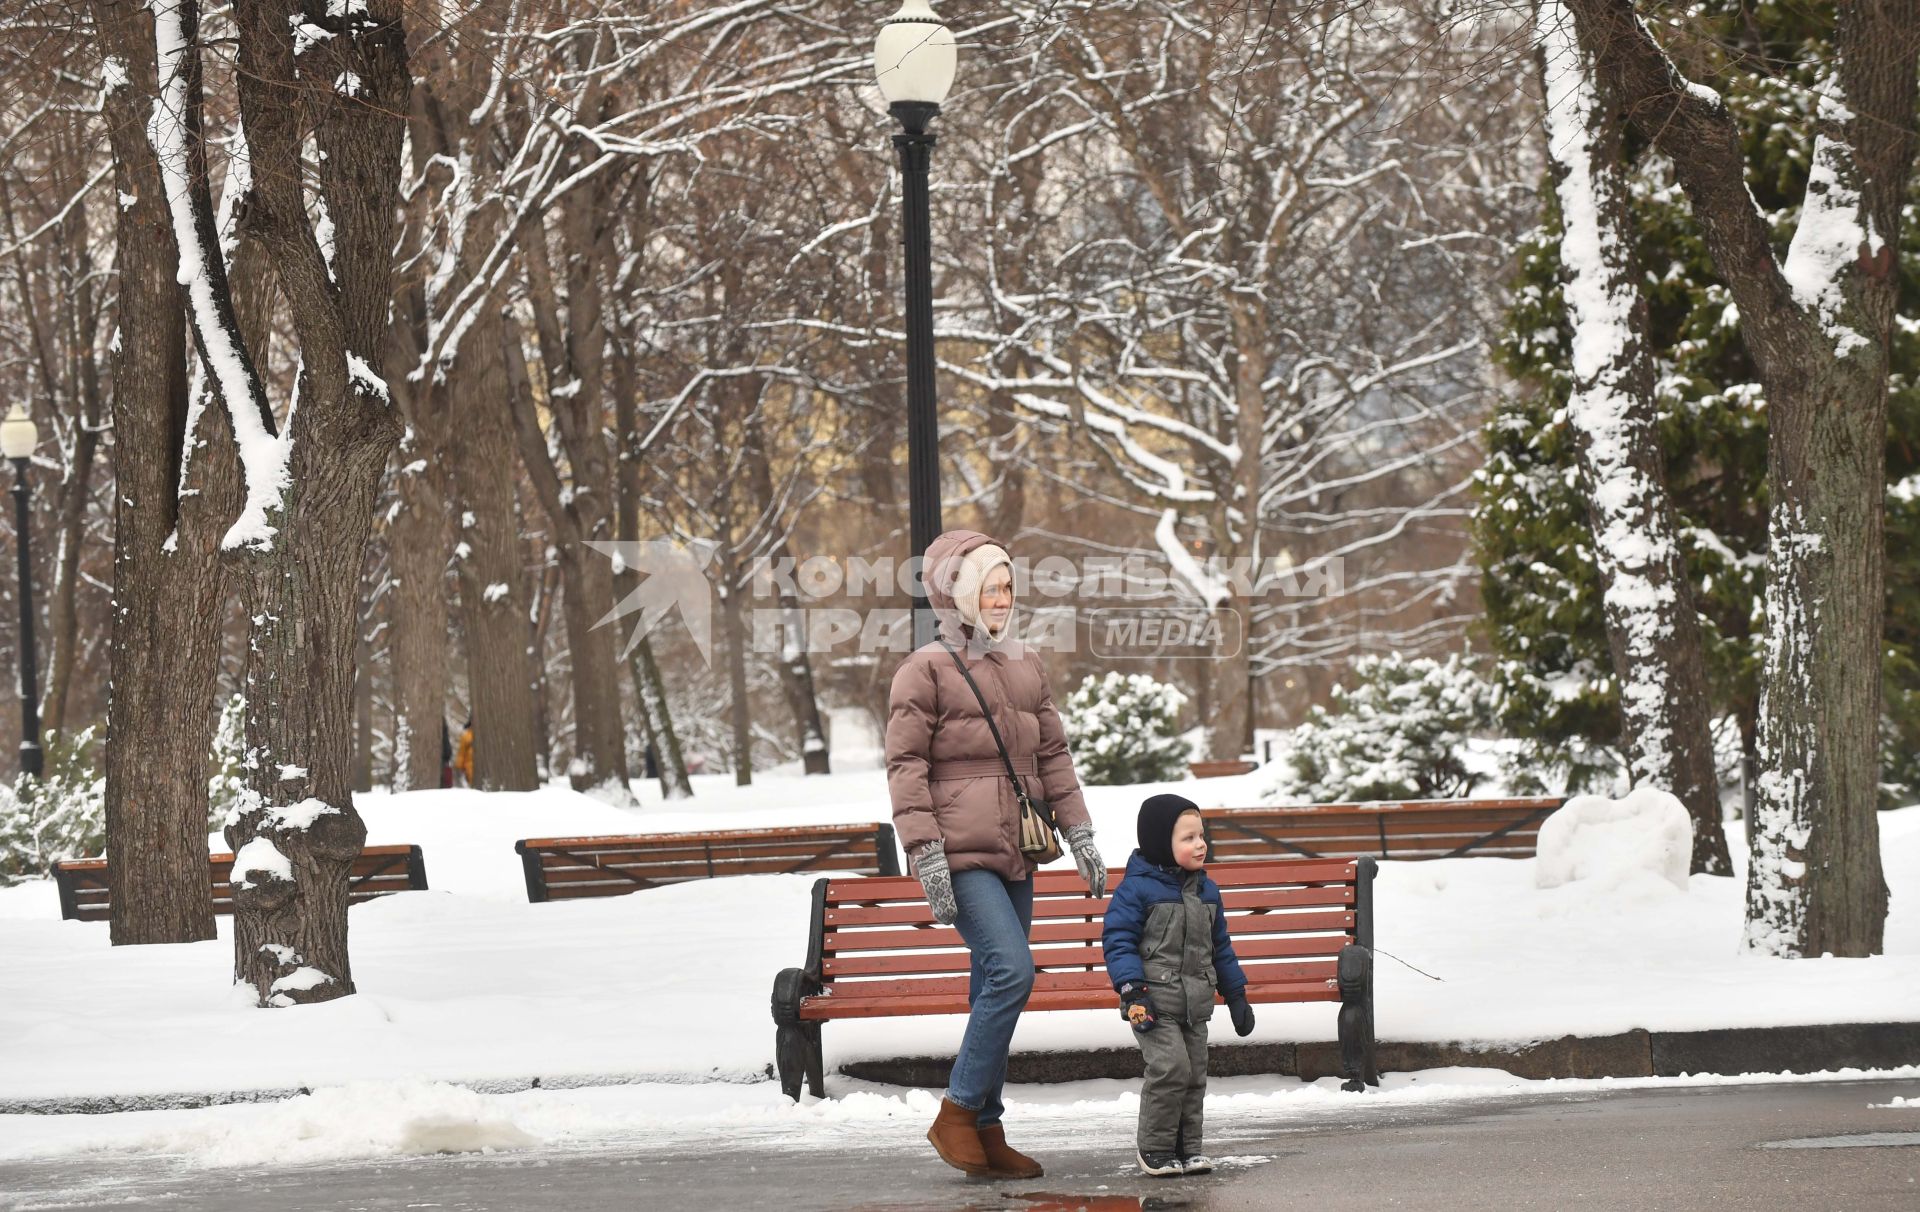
[
  {"xmin": 874, "ymin": 0, "xmax": 955, "ymax": 647},
  {"xmin": 0, "ymin": 404, "xmax": 40, "ymax": 778}
]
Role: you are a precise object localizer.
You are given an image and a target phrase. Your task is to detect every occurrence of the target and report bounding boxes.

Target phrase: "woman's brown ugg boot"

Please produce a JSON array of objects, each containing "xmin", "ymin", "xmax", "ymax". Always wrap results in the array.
[
  {"xmin": 977, "ymin": 1123, "xmax": 1044, "ymax": 1179},
  {"xmin": 927, "ymin": 1097, "xmax": 992, "ymax": 1175}
]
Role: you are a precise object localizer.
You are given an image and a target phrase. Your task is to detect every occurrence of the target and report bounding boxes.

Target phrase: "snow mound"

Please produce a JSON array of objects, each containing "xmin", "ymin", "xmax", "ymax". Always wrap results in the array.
[
  {"xmin": 1535, "ymin": 787, "xmax": 1691, "ymax": 894},
  {"xmin": 128, "ymin": 1080, "xmax": 540, "ymax": 1166}
]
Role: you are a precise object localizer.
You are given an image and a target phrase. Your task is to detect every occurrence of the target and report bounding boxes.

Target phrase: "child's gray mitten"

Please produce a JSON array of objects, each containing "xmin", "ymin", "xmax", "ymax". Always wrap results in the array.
[
  {"xmin": 1065, "ymin": 823, "xmax": 1105, "ymax": 898},
  {"xmin": 912, "ymin": 841, "xmax": 958, "ymax": 925}
]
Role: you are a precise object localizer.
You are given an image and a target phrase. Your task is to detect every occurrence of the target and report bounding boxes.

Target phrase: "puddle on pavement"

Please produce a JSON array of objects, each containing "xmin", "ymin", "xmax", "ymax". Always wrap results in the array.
[
  {"xmin": 851, "ymin": 1189, "xmax": 1195, "ymax": 1211},
  {"xmin": 1004, "ymin": 1194, "xmax": 1191, "ymax": 1211},
  {"xmin": 1758, "ymin": 1131, "xmax": 1920, "ymax": 1150}
]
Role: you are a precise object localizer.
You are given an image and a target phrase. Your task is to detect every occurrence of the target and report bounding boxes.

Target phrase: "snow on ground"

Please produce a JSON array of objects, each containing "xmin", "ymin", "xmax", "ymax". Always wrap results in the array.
[
  {"xmin": 3, "ymin": 1066, "xmax": 1915, "ymax": 1170},
  {"xmin": 1, "ymin": 766, "xmax": 1916, "ymax": 1159}
]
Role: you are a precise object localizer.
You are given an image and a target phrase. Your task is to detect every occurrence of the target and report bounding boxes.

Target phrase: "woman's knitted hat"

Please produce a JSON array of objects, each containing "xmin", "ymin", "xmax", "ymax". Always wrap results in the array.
[{"xmin": 1138, "ymin": 792, "xmax": 1201, "ymax": 867}]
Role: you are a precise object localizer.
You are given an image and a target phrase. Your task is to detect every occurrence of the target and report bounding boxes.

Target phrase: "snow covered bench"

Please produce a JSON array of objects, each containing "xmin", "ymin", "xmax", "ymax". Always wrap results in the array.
[
  {"xmin": 514, "ymin": 823, "xmax": 903, "ymax": 903},
  {"xmin": 51, "ymin": 844, "xmax": 429, "ymax": 922},
  {"xmin": 770, "ymin": 857, "xmax": 1379, "ymax": 1100},
  {"xmin": 1203, "ymin": 797, "xmax": 1564, "ymax": 862}
]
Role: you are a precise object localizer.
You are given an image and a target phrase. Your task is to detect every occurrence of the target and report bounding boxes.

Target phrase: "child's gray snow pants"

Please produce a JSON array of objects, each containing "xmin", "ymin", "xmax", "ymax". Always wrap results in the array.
[{"xmin": 1136, "ymin": 1019, "xmax": 1208, "ymax": 1154}]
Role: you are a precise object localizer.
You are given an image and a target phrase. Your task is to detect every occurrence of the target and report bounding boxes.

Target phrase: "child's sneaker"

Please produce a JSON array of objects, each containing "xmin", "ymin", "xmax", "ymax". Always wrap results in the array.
[
  {"xmin": 1136, "ymin": 1150, "xmax": 1184, "ymax": 1177},
  {"xmin": 1179, "ymin": 1154, "xmax": 1214, "ymax": 1175}
]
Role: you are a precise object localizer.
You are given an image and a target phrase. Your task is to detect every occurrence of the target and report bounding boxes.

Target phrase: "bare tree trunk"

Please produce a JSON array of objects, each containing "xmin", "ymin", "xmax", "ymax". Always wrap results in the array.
[
  {"xmin": 353, "ymin": 617, "xmax": 375, "ymax": 793},
  {"xmin": 721, "ymin": 573, "xmax": 752, "ymax": 786},
  {"xmin": 770, "ymin": 571, "xmax": 829, "ymax": 775},
  {"xmin": 632, "ymin": 638, "xmax": 692, "ymax": 797},
  {"xmin": 609, "ymin": 342, "xmax": 692, "ymax": 798},
  {"xmin": 506, "ymin": 200, "xmax": 630, "ymax": 796},
  {"xmin": 1561, "ymin": 0, "xmax": 1914, "ymax": 954},
  {"xmin": 445, "ymin": 316, "xmax": 540, "ymax": 791},
  {"xmin": 92, "ymin": 0, "xmax": 239, "ymax": 946},
  {"xmin": 41, "ymin": 273, "xmax": 103, "ymax": 739},
  {"xmin": 1200, "ymin": 304, "xmax": 1264, "ymax": 762},
  {"xmin": 214, "ymin": 0, "xmax": 410, "ymax": 1003},
  {"xmin": 741, "ymin": 403, "xmax": 828, "ymax": 776},
  {"xmin": 530, "ymin": 553, "xmax": 560, "ymax": 781},
  {"xmin": 1537, "ymin": 2, "xmax": 1730, "ymax": 874},
  {"xmin": 551, "ymin": 546, "xmax": 629, "ymax": 792},
  {"xmin": 384, "ymin": 442, "xmax": 448, "ymax": 791}
]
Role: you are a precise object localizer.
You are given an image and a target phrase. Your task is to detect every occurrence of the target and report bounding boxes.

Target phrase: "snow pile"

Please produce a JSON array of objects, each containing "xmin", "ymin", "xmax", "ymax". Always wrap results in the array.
[
  {"xmin": 1535, "ymin": 787, "xmax": 1692, "ymax": 894},
  {"xmin": 123, "ymin": 1080, "xmax": 539, "ymax": 1166}
]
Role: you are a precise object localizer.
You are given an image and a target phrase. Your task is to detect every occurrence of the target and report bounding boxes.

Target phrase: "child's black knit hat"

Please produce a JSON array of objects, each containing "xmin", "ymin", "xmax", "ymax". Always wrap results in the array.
[{"xmin": 1138, "ymin": 792, "xmax": 1200, "ymax": 867}]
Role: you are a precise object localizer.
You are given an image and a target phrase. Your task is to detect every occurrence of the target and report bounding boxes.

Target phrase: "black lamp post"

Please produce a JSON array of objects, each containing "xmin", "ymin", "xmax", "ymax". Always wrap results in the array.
[
  {"xmin": 875, "ymin": 0, "xmax": 955, "ymax": 648},
  {"xmin": 1, "ymin": 404, "xmax": 41, "ymax": 779}
]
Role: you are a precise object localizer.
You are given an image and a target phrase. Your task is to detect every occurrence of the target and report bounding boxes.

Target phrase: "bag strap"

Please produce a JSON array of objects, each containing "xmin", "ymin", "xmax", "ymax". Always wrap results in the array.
[{"xmin": 938, "ymin": 641, "xmax": 1031, "ymax": 806}]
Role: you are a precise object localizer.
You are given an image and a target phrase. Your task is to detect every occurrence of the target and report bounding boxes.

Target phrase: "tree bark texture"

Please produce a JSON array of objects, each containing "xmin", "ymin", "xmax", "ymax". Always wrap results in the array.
[
  {"xmin": 384, "ymin": 431, "xmax": 449, "ymax": 791},
  {"xmin": 1537, "ymin": 2, "xmax": 1731, "ymax": 874},
  {"xmin": 218, "ymin": 0, "xmax": 411, "ymax": 1002},
  {"xmin": 610, "ymin": 343, "xmax": 692, "ymax": 799},
  {"xmin": 92, "ymin": 0, "xmax": 239, "ymax": 946},
  {"xmin": 1561, "ymin": 0, "xmax": 1916, "ymax": 953},
  {"xmin": 446, "ymin": 316, "xmax": 541, "ymax": 791}
]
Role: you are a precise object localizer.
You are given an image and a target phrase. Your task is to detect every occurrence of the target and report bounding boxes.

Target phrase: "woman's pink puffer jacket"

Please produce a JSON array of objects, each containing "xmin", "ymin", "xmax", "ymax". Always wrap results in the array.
[{"xmin": 885, "ymin": 529, "xmax": 1090, "ymax": 881}]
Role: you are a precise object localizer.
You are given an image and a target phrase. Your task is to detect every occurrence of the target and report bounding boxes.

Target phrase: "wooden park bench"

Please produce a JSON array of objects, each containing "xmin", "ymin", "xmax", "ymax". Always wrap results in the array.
[
  {"xmin": 52, "ymin": 844, "xmax": 428, "ymax": 922},
  {"xmin": 770, "ymin": 856, "xmax": 1378, "ymax": 1100},
  {"xmin": 515, "ymin": 823, "xmax": 903, "ymax": 903},
  {"xmin": 1204, "ymin": 796, "xmax": 1564, "ymax": 862}
]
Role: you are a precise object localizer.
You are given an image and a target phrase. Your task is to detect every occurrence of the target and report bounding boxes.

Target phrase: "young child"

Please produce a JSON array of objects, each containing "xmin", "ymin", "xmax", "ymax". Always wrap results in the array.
[{"xmin": 1101, "ymin": 793, "xmax": 1255, "ymax": 1176}]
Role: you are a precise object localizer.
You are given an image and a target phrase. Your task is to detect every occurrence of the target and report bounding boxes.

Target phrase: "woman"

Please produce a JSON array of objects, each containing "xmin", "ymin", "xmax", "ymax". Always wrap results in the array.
[{"xmin": 886, "ymin": 528, "xmax": 1106, "ymax": 1179}]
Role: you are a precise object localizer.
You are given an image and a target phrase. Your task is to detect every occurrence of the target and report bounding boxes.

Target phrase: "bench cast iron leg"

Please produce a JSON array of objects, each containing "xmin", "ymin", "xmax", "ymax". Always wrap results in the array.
[
  {"xmin": 772, "ymin": 967, "xmax": 824, "ymax": 1101},
  {"xmin": 1337, "ymin": 944, "xmax": 1375, "ymax": 1092},
  {"xmin": 803, "ymin": 1024, "xmax": 825, "ymax": 1098},
  {"xmin": 776, "ymin": 1022, "xmax": 810, "ymax": 1101}
]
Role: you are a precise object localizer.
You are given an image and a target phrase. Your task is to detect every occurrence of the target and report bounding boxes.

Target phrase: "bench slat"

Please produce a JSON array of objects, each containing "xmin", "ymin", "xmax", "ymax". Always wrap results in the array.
[
  {"xmin": 517, "ymin": 824, "xmax": 900, "ymax": 902},
  {"xmin": 821, "ymin": 908, "xmax": 1355, "ymax": 955},
  {"xmin": 533, "ymin": 851, "xmax": 884, "ymax": 885},
  {"xmin": 1202, "ymin": 798, "xmax": 1561, "ymax": 862},
  {"xmin": 821, "ymin": 882, "xmax": 1356, "ymax": 928},
  {"xmin": 533, "ymin": 838, "xmax": 881, "ymax": 866},
  {"xmin": 822, "ymin": 932, "xmax": 1352, "ymax": 978},
  {"xmin": 519, "ymin": 826, "xmax": 888, "ymax": 849},
  {"xmin": 52, "ymin": 845, "xmax": 427, "ymax": 921},
  {"xmin": 801, "ymin": 974, "xmax": 1343, "ymax": 1021}
]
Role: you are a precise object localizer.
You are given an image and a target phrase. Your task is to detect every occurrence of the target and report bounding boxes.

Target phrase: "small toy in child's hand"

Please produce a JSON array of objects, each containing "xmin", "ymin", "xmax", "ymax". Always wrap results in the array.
[{"xmin": 1118, "ymin": 981, "xmax": 1157, "ymax": 1033}]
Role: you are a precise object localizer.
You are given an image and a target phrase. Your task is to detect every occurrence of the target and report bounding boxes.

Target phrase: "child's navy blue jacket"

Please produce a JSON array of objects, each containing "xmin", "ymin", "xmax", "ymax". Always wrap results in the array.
[{"xmin": 1101, "ymin": 850, "xmax": 1248, "ymax": 998}]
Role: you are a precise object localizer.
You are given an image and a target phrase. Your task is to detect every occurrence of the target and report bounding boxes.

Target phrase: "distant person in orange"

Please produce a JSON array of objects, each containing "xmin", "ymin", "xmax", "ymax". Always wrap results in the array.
[{"xmin": 454, "ymin": 717, "xmax": 475, "ymax": 787}]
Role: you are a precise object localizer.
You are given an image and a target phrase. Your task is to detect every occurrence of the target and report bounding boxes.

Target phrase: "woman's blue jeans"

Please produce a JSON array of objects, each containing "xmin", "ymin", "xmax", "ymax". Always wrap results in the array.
[{"xmin": 946, "ymin": 868, "xmax": 1035, "ymax": 1126}]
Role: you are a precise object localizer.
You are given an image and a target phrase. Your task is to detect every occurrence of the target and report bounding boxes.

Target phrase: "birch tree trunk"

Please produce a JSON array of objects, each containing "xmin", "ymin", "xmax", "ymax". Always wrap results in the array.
[{"xmin": 1537, "ymin": 1, "xmax": 1731, "ymax": 874}]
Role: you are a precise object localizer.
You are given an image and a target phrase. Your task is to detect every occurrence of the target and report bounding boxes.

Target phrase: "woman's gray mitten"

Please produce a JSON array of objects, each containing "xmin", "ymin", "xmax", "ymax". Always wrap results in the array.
[
  {"xmin": 912, "ymin": 841, "xmax": 958, "ymax": 925},
  {"xmin": 1065, "ymin": 823, "xmax": 1105, "ymax": 898}
]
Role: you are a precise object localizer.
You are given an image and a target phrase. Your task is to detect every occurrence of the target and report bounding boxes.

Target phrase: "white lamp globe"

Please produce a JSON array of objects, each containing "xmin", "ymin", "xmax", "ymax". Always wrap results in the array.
[
  {"xmin": 0, "ymin": 405, "xmax": 35, "ymax": 461},
  {"xmin": 874, "ymin": 0, "xmax": 956, "ymax": 106}
]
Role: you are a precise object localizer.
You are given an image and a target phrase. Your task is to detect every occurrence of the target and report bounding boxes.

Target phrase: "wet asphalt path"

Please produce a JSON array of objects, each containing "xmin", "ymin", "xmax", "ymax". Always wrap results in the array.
[{"xmin": 2, "ymin": 1077, "xmax": 1917, "ymax": 1211}]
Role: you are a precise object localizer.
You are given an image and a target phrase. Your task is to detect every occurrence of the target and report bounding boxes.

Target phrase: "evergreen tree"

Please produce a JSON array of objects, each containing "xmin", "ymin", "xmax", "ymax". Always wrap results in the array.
[{"xmin": 1477, "ymin": 1, "xmax": 1920, "ymax": 803}]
